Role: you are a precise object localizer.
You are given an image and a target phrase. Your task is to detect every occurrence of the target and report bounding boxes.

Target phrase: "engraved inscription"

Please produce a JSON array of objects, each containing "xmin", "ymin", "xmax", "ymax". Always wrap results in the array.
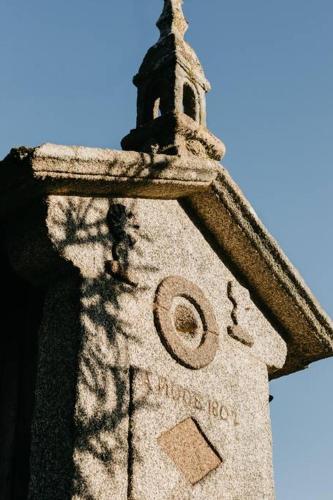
[{"xmin": 140, "ymin": 369, "xmax": 239, "ymax": 426}]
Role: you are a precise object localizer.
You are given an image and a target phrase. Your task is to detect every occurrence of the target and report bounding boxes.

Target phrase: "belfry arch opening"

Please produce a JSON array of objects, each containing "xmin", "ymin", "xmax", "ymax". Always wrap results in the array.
[
  {"xmin": 143, "ymin": 81, "xmax": 167, "ymax": 124},
  {"xmin": 183, "ymin": 82, "xmax": 198, "ymax": 121},
  {"xmin": 153, "ymin": 97, "xmax": 162, "ymax": 119}
]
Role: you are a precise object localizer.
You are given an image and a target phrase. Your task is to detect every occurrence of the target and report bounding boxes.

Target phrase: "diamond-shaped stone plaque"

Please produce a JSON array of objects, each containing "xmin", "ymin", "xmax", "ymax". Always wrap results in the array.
[{"xmin": 158, "ymin": 418, "xmax": 222, "ymax": 485}]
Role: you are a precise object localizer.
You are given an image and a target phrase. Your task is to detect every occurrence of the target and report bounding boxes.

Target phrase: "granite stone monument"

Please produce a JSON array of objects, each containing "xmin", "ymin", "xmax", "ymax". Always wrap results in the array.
[{"xmin": 0, "ymin": 1, "xmax": 332, "ymax": 499}]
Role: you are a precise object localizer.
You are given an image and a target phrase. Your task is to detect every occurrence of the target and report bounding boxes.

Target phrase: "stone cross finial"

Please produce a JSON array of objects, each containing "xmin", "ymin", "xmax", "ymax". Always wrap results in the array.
[{"xmin": 156, "ymin": 0, "xmax": 189, "ymax": 39}]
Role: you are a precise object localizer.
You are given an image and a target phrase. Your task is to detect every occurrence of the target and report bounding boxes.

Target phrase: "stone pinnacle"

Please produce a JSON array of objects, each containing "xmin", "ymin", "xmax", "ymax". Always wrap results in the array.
[{"xmin": 156, "ymin": 0, "xmax": 189, "ymax": 40}]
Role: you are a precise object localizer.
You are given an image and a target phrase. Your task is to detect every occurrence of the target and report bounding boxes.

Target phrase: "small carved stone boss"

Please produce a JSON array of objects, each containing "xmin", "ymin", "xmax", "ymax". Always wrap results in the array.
[{"xmin": 154, "ymin": 276, "xmax": 219, "ymax": 369}]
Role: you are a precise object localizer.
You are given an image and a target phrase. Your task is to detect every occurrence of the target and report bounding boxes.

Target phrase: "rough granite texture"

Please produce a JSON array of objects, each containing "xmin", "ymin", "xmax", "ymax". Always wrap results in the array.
[
  {"xmin": 121, "ymin": 0, "xmax": 225, "ymax": 160},
  {"xmin": 2, "ymin": 143, "xmax": 331, "ymax": 378},
  {"xmin": 154, "ymin": 276, "xmax": 220, "ymax": 369},
  {"xmin": 0, "ymin": 144, "xmax": 218, "ymax": 219},
  {"xmin": 1, "ymin": 1, "xmax": 332, "ymax": 497},
  {"xmin": 6, "ymin": 195, "xmax": 286, "ymax": 498},
  {"xmin": 157, "ymin": 417, "xmax": 222, "ymax": 485},
  {"xmin": 184, "ymin": 169, "xmax": 333, "ymax": 376}
]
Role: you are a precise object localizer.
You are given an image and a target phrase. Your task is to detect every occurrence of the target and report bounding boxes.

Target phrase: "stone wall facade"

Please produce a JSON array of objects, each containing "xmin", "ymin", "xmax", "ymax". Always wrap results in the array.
[{"xmin": 3, "ymin": 195, "xmax": 287, "ymax": 499}]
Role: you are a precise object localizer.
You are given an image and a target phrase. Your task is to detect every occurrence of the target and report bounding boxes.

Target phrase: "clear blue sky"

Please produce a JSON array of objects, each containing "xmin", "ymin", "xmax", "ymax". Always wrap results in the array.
[{"xmin": 1, "ymin": 1, "xmax": 332, "ymax": 498}]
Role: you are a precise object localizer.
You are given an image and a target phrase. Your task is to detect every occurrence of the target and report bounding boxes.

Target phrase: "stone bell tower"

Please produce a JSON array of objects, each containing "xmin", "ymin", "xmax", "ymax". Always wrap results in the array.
[
  {"xmin": 0, "ymin": 1, "xmax": 332, "ymax": 499},
  {"xmin": 122, "ymin": 0, "xmax": 225, "ymax": 161}
]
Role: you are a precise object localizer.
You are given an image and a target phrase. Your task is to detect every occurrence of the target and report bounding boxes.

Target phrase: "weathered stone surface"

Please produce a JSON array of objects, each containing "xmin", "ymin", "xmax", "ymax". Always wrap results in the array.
[
  {"xmin": 183, "ymin": 169, "xmax": 333, "ymax": 377},
  {"xmin": 118, "ymin": 198, "xmax": 285, "ymax": 499},
  {"xmin": 227, "ymin": 325, "xmax": 254, "ymax": 348},
  {"xmin": 0, "ymin": 1, "xmax": 332, "ymax": 498},
  {"xmin": 0, "ymin": 143, "xmax": 219, "ymax": 219},
  {"xmin": 122, "ymin": 111, "xmax": 225, "ymax": 161},
  {"xmin": 0, "ymin": 245, "xmax": 43, "ymax": 500},
  {"xmin": 2, "ymin": 143, "xmax": 331, "ymax": 377},
  {"xmin": 158, "ymin": 417, "xmax": 222, "ymax": 485},
  {"xmin": 156, "ymin": 0, "xmax": 190, "ymax": 41},
  {"xmin": 121, "ymin": 0, "xmax": 225, "ymax": 160},
  {"xmin": 3, "ymin": 195, "xmax": 287, "ymax": 498},
  {"xmin": 154, "ymin": 276, "xmax": 219, "ymax": 369},
  {"xmin": 2, "ymin": 142, "xmax": 332, "ymax": 377}
]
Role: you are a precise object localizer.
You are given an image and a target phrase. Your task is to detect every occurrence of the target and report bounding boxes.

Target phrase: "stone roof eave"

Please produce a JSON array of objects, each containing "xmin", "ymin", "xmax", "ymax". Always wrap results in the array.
[{"xmin": 183, "ymin": 168, "xmax": 333, "ymax": 378}]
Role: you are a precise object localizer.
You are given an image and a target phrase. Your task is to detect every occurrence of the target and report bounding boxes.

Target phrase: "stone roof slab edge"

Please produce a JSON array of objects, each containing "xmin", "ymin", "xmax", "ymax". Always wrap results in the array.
[
  {"xmin": 0, "ymin": 144, "xmax": 218, "ymax": 219},
  {"xmin": 184, "ymin": 169, "xmax": 333, "ymax": 378}
]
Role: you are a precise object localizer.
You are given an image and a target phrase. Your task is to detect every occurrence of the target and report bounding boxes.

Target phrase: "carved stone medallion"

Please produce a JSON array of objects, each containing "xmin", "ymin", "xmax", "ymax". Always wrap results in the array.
[{"xmin": 154, "ymin": 276, "xmax": 219, "ymax": 369}]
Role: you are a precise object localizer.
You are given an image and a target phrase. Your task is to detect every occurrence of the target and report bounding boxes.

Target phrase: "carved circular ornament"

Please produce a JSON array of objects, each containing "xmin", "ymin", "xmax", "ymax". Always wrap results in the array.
[{"xmin": 154, "ymin": 276, "xmax": 219, "ymax": 369}]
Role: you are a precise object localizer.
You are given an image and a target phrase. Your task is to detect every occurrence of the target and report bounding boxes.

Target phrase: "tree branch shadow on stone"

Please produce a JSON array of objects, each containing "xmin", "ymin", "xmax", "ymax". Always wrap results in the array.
[{"xmin": 39, "ymin": 196, "xmax": 159, "ymax": 499}]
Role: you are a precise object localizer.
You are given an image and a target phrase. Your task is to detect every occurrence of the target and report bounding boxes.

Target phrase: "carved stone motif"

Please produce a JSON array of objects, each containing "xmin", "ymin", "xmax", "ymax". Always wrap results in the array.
[
  {"xmin": 158, "ymin": 417, "xmax": 222, "ymax": 485},
  {"xmin": 154, "ymin": 276, "xmax": 219, "ymax": 369},
  {"xmin": 227, "ymin": 281, "xmax": 254, "ymax": 347}
]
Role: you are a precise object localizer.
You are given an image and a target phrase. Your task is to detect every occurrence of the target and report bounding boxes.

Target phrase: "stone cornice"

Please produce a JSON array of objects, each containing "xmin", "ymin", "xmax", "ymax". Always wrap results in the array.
[{"xmin": 0, "ymin": 143, "xmax": 218, "ymax": 219}]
